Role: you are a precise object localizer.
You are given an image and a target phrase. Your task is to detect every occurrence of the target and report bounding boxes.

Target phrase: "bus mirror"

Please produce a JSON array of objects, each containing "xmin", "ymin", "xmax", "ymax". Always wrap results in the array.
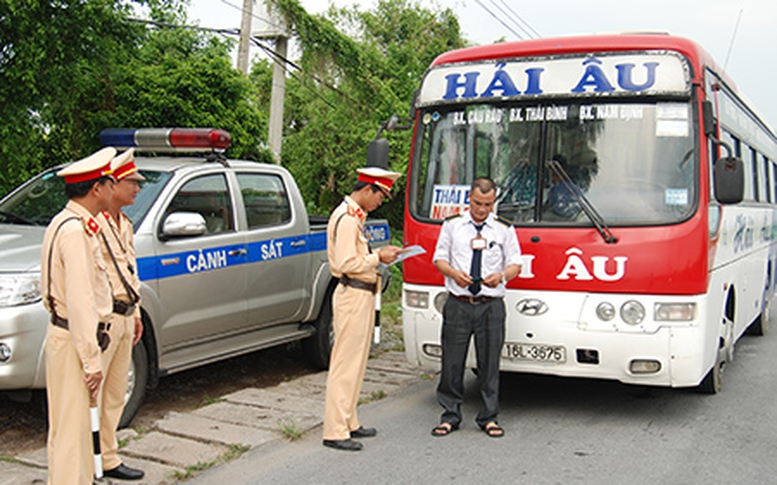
[
  {"xmin": 409, "ymin": 90, "xmax": 419, "ymax": 120},
  {"xmin": 702, "ymin": 101, "xmax": 716, "ymax": 137},
  {"xmin": 713, "ymin": 156, "xmax": 744, "ymax": 204},
  {"xmin": 367, "ymin": 138, "xmax": 390, "ymax": 169}
]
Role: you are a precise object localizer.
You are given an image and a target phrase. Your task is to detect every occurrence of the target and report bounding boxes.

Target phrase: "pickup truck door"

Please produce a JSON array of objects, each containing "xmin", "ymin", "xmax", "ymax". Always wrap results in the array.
[
  {"xmin": 150, "ymin": 172, "xmax": 248, "ymax": 349},
  {"xmin": 236, "ymin": 172, "xmax": 307, "ymax": 326}
]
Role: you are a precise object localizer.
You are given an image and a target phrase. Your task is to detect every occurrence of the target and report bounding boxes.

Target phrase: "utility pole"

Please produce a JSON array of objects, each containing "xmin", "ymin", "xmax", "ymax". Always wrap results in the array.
[
  {"xmin": 267, "ymin": 35, "xmax": 287, "ymax": 163},
  {"xmin": 237, "ymin": 0, "xmax": 253, "ymax": 74},
  {"xmin": 251, "ymin": 1, "xmax": 289, "ymax": 163}
]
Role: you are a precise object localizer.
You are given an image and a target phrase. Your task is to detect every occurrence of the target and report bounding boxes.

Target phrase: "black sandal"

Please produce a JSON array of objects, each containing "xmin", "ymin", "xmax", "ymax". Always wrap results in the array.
[
  {"xmin": 481, "ymin": 422, "xmax": 504, "ymax": 438},
  {"xmin": 431, "ymin": 422, "xmax": 458, "ymax": 437}
]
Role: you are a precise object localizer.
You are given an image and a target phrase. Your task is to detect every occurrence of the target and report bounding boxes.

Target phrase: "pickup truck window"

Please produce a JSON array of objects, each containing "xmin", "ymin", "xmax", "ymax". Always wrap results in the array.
[
  {"xmin": 165, "ymin": 174, "xmax": 233, "ymax": 235},
  {"xmin": 124, "ymin": 170, "xmax": 172, "ymax": 231},
  {"xmin": 236, "ymin": 173, "xmax": 291, "ymax": 229}
]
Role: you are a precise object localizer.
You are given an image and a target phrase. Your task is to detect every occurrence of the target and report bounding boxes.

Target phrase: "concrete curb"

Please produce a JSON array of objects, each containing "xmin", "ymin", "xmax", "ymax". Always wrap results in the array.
[{"xmin": 3, "ymin": 351, "xmax": 424, "ymax": 484}]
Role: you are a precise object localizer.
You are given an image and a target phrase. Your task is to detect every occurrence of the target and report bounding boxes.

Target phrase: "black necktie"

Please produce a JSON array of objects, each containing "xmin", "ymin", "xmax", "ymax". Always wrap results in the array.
[{"xmin": 468, "ymin": 223, "xmax": 485, "ymax": 295}]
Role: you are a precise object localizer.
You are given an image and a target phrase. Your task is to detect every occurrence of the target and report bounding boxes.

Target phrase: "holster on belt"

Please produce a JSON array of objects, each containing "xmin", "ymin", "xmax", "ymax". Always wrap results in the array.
[
  {"xmin": 96, "ymin": 323, "xmax": 111, "ymax": 352},
  {"xmin": 113, "ymin": 299, "xmax": 136, "ymax": 316},
  {"xmin": 50, "ymin": 315, "xmax": 111, "ymax": 352},
  {"xmin": 339, "ymin": 275, "xmax": 377, "ymax": 294}
]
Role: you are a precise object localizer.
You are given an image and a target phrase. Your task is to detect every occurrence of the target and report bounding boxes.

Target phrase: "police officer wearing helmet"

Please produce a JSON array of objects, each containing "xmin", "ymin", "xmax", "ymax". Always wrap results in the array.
[
  {"xmin": 95, "ymin": 148, "xmax": 145, "ymax": 481},
  {"xmin": 322, "ymin": 167, "xmax": 402, "ymax": 451},
  {"xmin": 41, "ymin": 147, "xmax": 116, "ymax": 484}
]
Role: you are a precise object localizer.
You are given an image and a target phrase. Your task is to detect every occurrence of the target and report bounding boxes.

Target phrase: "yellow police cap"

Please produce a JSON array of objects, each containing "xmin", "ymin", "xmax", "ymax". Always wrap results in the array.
[
  {"xmin": 57, "ymin": 147, "xmax": 116, "ymax": 184},
  {"xmin": 357, "ymin": 167, "xmax": 402, "ymax": 198},
  {"xmin": 111, "ymin": 148, "xmax": 145, "ymax": 181}
]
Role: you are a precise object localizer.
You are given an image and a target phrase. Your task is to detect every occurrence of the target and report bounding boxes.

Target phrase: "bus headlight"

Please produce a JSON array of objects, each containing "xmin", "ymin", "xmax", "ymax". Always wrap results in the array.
[
  {"xmin": 596, "ymin": 302, "xmax": 616, "ymax": 321},
  {"xmin": 0, "ymin": 273, "xmax": 41, "ymax": 307},
  {"xmin": 654, "ymin": 302, "xmax": 696, "ymax": 321},
  {"xmin": 433, "ymin": 292, "xmax": 449, "ymax": 314},
  {"xmin": 405, "ymin": 290, "xmax": 429, "ymax": 309},
  {"xmin": 620, "ymin": 300, "xmax": 645, "ymax": 325}
]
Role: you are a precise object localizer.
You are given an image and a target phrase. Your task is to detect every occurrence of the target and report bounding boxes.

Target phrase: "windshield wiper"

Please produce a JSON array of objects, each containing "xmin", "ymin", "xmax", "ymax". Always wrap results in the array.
[
  {"xmin": 0, "ymin": 211, "xmax": 38, "ymax": 226},
  {"xmin": 547, "ymin": 161, "xmax": 618, "ymax": 244}
]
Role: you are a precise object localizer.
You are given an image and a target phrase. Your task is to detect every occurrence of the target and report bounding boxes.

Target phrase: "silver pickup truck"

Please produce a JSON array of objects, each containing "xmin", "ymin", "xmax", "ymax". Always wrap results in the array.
[{"xmin": 0, "ymin": 128, "xmax": 391, "ymax": 425}]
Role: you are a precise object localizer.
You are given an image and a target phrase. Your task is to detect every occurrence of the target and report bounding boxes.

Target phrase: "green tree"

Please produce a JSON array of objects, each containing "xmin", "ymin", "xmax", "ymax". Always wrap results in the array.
[
  {"xmin": 267, "ymin": 0, "xmax": 465, "ymax": 224},
  {"xmin": 97, "ymin": 8, "xmax": 271, "ymax": 162},
  {"xmin": 0, "ymin": 0, "xmax": 139, "ymax": 192},
  {"xmin": 0, "ymin": 0, "xmax": 271, "ymax": 197}
]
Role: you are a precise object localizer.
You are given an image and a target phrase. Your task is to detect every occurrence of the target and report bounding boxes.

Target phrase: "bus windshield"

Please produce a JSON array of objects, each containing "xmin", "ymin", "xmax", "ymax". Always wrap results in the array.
[{"xmin": 410, "ymin": 101, "xmax": 697, "ymax": 226}]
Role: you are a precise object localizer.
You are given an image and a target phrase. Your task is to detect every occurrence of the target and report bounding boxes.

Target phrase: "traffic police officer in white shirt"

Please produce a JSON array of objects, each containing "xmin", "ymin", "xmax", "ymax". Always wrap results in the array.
[{"xmin": 431, "ymin": 177, "xmax": 522, "ymax": 438}]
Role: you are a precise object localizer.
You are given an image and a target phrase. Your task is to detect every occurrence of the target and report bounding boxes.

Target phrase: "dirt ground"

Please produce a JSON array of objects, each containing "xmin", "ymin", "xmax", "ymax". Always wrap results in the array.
[
  {"xmin": 0, "ymin": 342, "xmax": 316, "ymax": 457},
  {"xmin": 0, "ymin": 315, "xmax": 404, "ymax": 457}
]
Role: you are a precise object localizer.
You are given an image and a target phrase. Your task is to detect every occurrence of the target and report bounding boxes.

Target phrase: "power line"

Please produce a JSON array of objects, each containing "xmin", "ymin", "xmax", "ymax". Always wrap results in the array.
[
  {"xmin": 473, "ymin": 0, "xmax": 526, "ymax": 40},
  {"xmin": 219, "ymin": 0, "xmax": 288, "ymax": 35},
  {"xmin": 495, "ymin": 0, "xmax": 541, "ymax": 38},
  {"xmin": 486, "ymin": 0, "xmax": 534, "ymax": 39}
]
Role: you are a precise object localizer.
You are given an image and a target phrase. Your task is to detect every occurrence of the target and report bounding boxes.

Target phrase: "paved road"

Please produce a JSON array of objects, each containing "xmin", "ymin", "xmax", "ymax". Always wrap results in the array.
[
  {"xmin": 4, "ymin": 329, "xmax": 777, "ymax": 484},
  {"xmin": 191, "ymin": 331, "xmax": 777, "ymax": 485},
  {"xmin": 0, "ymin": 351, "xmax": 425, "ymax": 484}
]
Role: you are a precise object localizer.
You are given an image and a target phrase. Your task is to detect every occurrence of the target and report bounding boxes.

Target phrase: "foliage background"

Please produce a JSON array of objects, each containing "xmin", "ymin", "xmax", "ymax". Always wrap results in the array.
[{"xmin": 0, "ymin": 0, "xmax": 467, "ymax": 230}]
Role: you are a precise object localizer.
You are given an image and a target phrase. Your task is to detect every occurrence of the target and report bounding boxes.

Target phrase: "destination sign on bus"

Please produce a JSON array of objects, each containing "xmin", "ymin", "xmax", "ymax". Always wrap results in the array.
[{"xmin": 418, "ymin": 52, "xmax": 690, "ymax": 106}]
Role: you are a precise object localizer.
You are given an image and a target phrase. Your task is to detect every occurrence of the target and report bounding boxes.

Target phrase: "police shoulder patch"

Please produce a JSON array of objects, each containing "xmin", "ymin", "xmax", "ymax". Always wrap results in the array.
[{"xmin": 82, "ymin": 216, "xmax": 101, "ymax": 237}]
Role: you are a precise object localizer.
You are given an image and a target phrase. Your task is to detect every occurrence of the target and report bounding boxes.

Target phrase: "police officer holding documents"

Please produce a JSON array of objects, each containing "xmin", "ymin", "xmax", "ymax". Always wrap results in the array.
[
  {"xmin": 323, "ymin": 167, "xmax": 402, "ymax": 451},
  {"xmin": 41, "ymin": 148, "xmax": 116, "ymax": 484},
  {"xmin": 95, "ymin": 148, "xmax": 145, "ymax": 481},
  {"xmin": 431, "ymin": 177, "xmax": 521, "ymax": 438}
]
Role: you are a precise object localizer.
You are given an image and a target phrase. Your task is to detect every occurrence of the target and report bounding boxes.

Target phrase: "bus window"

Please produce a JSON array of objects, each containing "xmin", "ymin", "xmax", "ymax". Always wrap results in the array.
[
  {"xmin": 722, "ymin": 131, "xmax": 750, "ymax": 200},
  {"xmin": 751, "ymin": 147, "xmax": 762, "ymax": 202}
]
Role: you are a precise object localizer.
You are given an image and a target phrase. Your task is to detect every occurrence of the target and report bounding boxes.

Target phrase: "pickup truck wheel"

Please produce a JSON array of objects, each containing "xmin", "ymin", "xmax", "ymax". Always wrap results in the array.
[
  {"xmin": 303, "ymin": 289, "xmax": 334, "ymax": 370},
  {"xmin": 119, "ymin": 339, "xmax": 149, "ymax": 428}
]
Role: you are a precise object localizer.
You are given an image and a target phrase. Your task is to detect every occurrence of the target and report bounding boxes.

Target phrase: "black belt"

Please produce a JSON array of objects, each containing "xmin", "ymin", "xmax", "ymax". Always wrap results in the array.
[
  {"xmin": 51, "ymin": 314, "xmax": 70, "ymax": 330},
  {"xmin": 449, "ymin": 293, "xmax": 502, "ymax": 305},
  {"xmin": 51, "ymin": 315, "xmax": 111, "ymax": 351},
  {"xmin": 113, "ymin": 299, "xmax": 136, "ymax": 316},
  {"xmin": 339, "ymin": 275, "xmax": 377, "ymax": 294}
]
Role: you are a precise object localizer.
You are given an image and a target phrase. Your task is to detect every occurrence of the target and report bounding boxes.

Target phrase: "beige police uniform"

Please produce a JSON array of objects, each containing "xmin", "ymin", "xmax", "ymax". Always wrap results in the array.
[
  {"xmin": 42, "ymin": 201, "xmax": 113, "ymax": 485},
  {"xmin": 322, "ymin": 196, "xmax": 381, "ymax": 441},
  {"xmin": 96, "ymin": 209, "xmax": 140, "ymax": 470}
]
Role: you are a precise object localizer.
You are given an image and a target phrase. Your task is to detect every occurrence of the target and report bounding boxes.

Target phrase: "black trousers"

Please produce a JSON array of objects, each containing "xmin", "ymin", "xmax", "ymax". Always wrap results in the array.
[{"xmin": 436, "ymin": 296, "xmax": 505, "ymax": 428}]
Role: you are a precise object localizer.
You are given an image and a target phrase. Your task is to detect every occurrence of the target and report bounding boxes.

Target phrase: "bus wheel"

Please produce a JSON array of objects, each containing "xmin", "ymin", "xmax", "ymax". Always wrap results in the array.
[
  {"xmin": 748, "ymin": 288, "xmax": 770, "ymax": 336},
  {"xmin": 698, "ymin": 347, "xmax": 724, "ymax": 395},
  {"xmin": 724, "ymin": 313, "xmax": 735, "ymax": 363}
]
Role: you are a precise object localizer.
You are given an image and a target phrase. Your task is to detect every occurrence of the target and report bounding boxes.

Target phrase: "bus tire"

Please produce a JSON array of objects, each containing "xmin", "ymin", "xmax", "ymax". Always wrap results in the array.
[
  {"xmin": 303, "ymin": 286, "xmax": 334, "ymax": 371},
  {"xmin": 119, "ymin": 338, "xmax": 149, "ymax": 429},
  {"xmin": 748, "ymin": 288, "xmax": 770, "ymax": 336},
  {"xmin": 698, "ymin": 347, "xmax": 724, "ymax": 395}
]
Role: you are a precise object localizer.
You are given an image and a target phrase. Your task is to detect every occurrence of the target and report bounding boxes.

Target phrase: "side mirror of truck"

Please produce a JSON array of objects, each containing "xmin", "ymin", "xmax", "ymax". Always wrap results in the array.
[
  {"xmin": 161, "ymin": 212, "xmax": 207, "ymax": 239},
  {"xmin": 713, "ymin": 156, "xmax": 744, "ymax": 204}
]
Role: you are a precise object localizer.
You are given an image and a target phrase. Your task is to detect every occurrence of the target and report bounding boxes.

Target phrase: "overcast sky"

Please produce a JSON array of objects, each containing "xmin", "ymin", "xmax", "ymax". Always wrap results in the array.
[{"xmin": 187, "ymin": 0, "xmax": 777, "ymax": 131}]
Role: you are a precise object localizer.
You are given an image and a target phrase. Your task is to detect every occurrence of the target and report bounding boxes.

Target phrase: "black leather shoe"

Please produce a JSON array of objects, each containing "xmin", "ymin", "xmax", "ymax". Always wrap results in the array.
[
  {"xmin": 323, "ymin": 438, "xmax": 364, "ymax": 451},
  {"xmin": 350, "ymin": 426, "xmax": 377, "ymax": 438},
  {"xmin": 103, "ymin": 463, "xmax": 145, "ymax": 480}
]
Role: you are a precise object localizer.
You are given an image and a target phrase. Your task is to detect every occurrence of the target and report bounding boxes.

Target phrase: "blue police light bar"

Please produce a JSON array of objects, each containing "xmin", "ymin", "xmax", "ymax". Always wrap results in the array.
[{"xmin": 99, "ymin": 128, "xmax": 231, "ymax": 152}]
